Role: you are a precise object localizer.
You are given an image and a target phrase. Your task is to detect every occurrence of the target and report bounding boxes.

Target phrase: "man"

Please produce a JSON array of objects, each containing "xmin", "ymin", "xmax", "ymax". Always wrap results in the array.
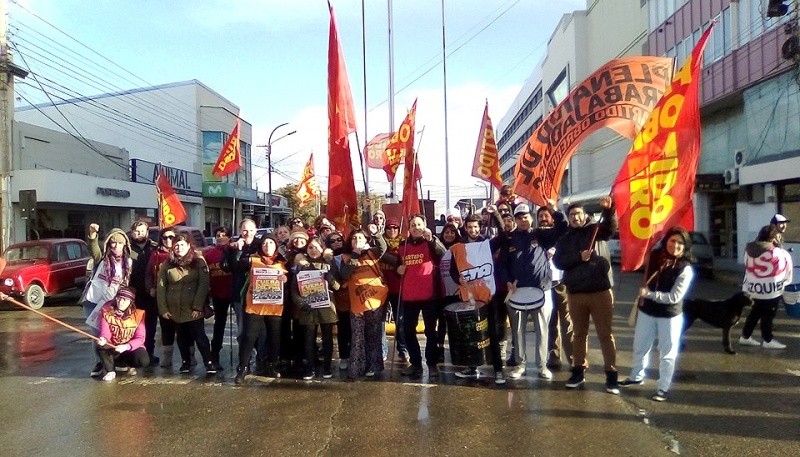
[
  {"xmin": 537, "ymin": 205, "xmax": 572, "ymax": 371},
  {"xmin": 770, "ymin": 213, "xmax": 790, "ymax": 248},
  {"xmin": 498, "ymin": 203, "xmax": 562, "ymax": 381},
  {"xmin": 453, "ymin": 215, "xmax": 506, "ymax": 384},
  {"xmin": 128, "ymin": 221, "xmax": 159, "ymax": 365},
  {"xmin": 397, "ymin": 215, "xmax": 446, "ymax": 378},
  {"xmin": 553, "ymin": 197, "xmax": 619, "ymax": 394},
  {"xmin": 225, "ymin": 219, "xmax": 262, "ymax": 337}
]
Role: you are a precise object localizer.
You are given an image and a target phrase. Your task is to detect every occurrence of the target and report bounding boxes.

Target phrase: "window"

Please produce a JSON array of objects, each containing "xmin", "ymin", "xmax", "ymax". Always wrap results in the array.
[
  {"xmin": 779, "ymin": 183, "xmax": 800, "ymax": 243},
  {"xmin": 66, "ymin": 243, "xmax": 84, "ymax": 260}
]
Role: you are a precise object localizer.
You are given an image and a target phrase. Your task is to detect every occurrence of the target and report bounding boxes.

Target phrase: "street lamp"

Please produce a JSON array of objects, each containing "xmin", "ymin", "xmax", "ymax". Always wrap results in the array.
[{"xmin": 258, "ymin": 123, "xmax": 296, "ymax": 228}]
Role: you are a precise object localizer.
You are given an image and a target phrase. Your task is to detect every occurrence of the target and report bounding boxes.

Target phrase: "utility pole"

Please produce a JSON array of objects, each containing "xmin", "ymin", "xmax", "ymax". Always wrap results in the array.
[
  {"xmin": 258, "ymin": 122, "xmax": 295, "ymax": 228},
  {"xmin": 0, "ymin": 3, "xmax": 29, "ymax": 250}
]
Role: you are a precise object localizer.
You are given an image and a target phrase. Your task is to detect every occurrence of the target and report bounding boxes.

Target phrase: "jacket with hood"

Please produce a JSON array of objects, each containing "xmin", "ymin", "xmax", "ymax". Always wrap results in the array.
[
  {"xmin": 156, "ymin": 250, "xmax": 210, "ymax": 323},
  {"xmin": 82, "ymin": 229, "xmax": 132, "ymax": 306},
  {"xmin": 742, "ymin": 241, "xmax": 793, "ymax": 299}
]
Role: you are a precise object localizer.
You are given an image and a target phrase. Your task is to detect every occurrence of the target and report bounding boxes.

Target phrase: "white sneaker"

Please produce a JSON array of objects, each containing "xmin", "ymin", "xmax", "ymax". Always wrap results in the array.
[
  {"xmin": 128, "ymin": 367, "xmax": 137, "ymax": 376},
  {"xmin": 738, "ymin": 336, "xmax": 761, "ymax": 346},
  {"xmin": 102, "ymin": 371, "xmax": 116, "ymax": 382},
  {"xmin": 762, "ymin": 339, "xmax": 786, "ymax": 349},
  {"xmin": 339, "ymin": 358, "xmax": 349, "ymax": 370},
  {"xmin": 538, "ymin": 368, "xmax": 553, "ymax": 380},
  {"xmin": 494, "ymin": 371, "xmax": 506, "ymax": 385},
  {"xmin": 508, "ymin": 366, "xmax": 525, "ymax": 379}
]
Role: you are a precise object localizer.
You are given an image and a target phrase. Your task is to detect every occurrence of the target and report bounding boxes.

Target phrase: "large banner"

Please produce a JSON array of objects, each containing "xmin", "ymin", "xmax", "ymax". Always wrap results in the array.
[
  {"xmin": 449, "ymin": 240, "xmax": 496, "ymax": 304},
  {"xmin": 512, "ymin": 56, "xmax": 674, "ymax": 206},
  {"xmin": 612, "ymin": 27, "xmax": 713, "ymax": 271}
]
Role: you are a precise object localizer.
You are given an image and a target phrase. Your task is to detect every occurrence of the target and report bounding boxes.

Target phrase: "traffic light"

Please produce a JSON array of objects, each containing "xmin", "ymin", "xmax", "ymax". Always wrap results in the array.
[{"xmin": 768, "ymin": 0, "xmax": 790, "ymax": 17}]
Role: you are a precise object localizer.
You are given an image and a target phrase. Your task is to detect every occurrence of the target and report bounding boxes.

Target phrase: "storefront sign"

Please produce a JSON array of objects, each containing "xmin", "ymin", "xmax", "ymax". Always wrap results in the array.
[
  {"xmin": 131, "ymin": 159, "xmax": 203, "ymax": 197},
  {"xmin": 96, "ymin": 187, "xmax": 130, "ymax": 198}
]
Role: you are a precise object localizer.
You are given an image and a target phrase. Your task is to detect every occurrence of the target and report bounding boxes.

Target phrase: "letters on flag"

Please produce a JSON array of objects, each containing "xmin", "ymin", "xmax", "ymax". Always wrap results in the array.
[
  {"xmin": 156, "ymin": 170, "xmax": 187, "ymax": 229},
  {"xmin": 612, "ymin": 26, "xmax": 714, "ymax": 271},
  {"xmin": 296, "ymin": 154, "xmax": 319, "ymax": 207},
  {"xmin": 365, "ymin": 133, "xmax": 393, "ymax": 169},
  {"xmin": 383, "ymin": 100, "xmax": 417, "ymax": 182},
  {"xmin": 512, "ymin": 56, "xmax": 674, "ymax": 206},
  {"xmin": 471, "ymin": 101, "xmax": 503, "ymax": 191},
  {"xmin": 212, "ymin": 121, "xmax": 242, "ymax": 178}
]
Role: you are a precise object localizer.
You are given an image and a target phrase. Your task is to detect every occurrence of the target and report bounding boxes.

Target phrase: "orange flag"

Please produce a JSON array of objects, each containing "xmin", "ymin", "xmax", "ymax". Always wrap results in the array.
[
  {"xmin": 612, "ymin": 26, "xmax": 714, "ymax": 271},
  {"xmin": 212, "ymin": 121, "xmax": 242, "ymax": 178},
  {"xmin": 383, "ymin": 99, "xmax": 417, "ymax": 182},
  {"xmin": 327, "ymin": 2, "xmax": 359, "ymax": 232},
  {"xmin": 512, "ymin": 56, "xmax": 674, "ymax": 206},
  {"xmin": 471, "ymin": 101, "xmax": 502, "ymax": 191},
  {"xmin": 401, "ymin": 141, "xmax": 422, "ymax": 227},
  {"xmin": 364, "ymin": 133, "xmax": 393, "ymax": 169},
  {"xmin": 296, "ymin": 154, "xmax": 320, "ymax": 207},
  {"xmin": 156, "ymin": 170, "xmax": 187, "ymax": 229}
]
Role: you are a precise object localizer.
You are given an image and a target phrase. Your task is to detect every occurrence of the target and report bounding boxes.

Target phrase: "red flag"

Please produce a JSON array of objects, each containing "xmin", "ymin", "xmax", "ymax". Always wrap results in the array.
[
  {"xmin": 327, "ymin": 2, "xmax": 359, "ymax": 232},
  {"xmin": 383, "ymin": 99, "xmax": 417, "ymax": 182},
  {"xmin": 612, "ymin": 26, "xmax": 714, "ymax": 271},
  {"xmin": 155, "ymin": 170, "xmax": 187, "ymax": 229},
  {"xmin": 471, "ymin": 101, "xmax": 503, "ymax": 191},
  {"xmin": 401, "ymin": 143, "xmax": 422, "ymax": 226},
  {"xmin": 212, "ymin": 121, "xmax": 242, "ymax": 178},
  {"xmin": 364, "ymin": 133, "xmax": 393, "ymax": 169},
  {"xmin": 296, "ymin": 154, "xmax": 320, "ymax": 207}
]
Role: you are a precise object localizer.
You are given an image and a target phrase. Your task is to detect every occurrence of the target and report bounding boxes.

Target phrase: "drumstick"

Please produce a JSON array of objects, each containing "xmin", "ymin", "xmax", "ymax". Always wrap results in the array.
[{"xmin": 504, "ymin": 280, "xmax": 517, "ymax": 304}]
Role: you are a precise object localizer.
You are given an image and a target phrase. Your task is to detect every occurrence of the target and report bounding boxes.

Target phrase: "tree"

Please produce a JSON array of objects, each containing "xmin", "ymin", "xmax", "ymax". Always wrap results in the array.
[{"xmin": 274, "ymin": 184, "xmax": 319, "ymax": 226}]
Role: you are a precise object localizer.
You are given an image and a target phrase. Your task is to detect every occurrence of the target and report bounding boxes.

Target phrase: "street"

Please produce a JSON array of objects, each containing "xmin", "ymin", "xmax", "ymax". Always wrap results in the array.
[{"xmin": 1, "ymin": 267, "xmax": 798, "ymax": 457}]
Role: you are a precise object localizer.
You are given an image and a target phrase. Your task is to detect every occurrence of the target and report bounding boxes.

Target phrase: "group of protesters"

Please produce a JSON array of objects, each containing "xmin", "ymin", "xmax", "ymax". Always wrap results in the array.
[{"xmin": 75, "ymin": 184, "xmax": 793, "ymax": 403}]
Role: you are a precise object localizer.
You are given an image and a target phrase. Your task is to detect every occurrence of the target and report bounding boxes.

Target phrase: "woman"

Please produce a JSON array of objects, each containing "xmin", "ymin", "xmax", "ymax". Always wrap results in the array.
[
  {"xmin": 327, "ymin": 231, "xmax": 351, "ymax": 370},
  {"xmin": 204, "ymin": 226, "xmax": 232, "ymax": 370},
  {"xmin": 621, "ymin": 227, "xmax": 695, "ymax": 402},
  {"xmin": 83, "ymin": 223, "xmax": 133, "ymax": 377},
  {"xmin": 95, "ymin": 286, "xmax": 149, "ymax": 381},
  {"xmin": 339, "ymin": 229, "xmax": 388, "ymax": 377},
  {"xmin": 235, "ymin": 233, "xmax": 287, "ymax": 383},
  {"xmin": 275, "ymin": 225, "xmax": 291, "ymax": 258},
  {"xmin": 145, "ymin": 227, "xmax": 179, "ymax": 367},
  {"xmin": 740, "ymin": 225, "xmax": 793, "ymax": 349},
  {"xmin": 291, "ymin": 236, "xmax": 339, "ymax": 380},
  {"xmin": 157, "ymin": 233, "xmax": 214, "ymax": 374}
]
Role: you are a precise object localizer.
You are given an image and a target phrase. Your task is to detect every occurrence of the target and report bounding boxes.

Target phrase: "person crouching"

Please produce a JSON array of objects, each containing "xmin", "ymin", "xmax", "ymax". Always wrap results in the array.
[{"xmin": 95, "ymin": 286, "xmax": 150, "ymax": 381}]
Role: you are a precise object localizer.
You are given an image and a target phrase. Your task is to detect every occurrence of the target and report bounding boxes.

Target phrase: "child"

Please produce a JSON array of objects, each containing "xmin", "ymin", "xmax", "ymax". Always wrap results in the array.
[{"xmin": 96, "ymin": 286, "xmax": 150, "ymax": 381}]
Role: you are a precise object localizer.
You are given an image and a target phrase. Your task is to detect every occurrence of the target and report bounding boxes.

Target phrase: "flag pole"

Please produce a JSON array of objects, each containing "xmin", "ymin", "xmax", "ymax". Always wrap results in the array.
[
  {"xmin": 232, "ymin": 195, "xmax": 237, "ymax": 234},
  {"xmin": 440, "ymin": 0, "xmax": 451, "ymax": 212},
  {"xmin": 387, "ymin": 0, "xmax": 396, "ymax": 202}
]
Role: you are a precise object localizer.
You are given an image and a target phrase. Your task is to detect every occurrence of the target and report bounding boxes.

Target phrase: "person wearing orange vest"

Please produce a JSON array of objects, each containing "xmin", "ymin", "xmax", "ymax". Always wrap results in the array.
[
  {"xmin": 95, "ymin": 286, "xmax": 149, "ymax": 382},
  {"xmin": 396, "ymin": 215, "xmax": 446, "ymax": 378}
]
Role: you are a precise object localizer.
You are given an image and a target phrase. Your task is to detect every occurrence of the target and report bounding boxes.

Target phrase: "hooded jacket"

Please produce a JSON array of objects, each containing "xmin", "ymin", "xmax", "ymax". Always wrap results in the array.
[
  {"xmin": 742, "ymin": 241, "xmax": 793, "ymax": 299},
  {"xmin": 82, "ymin": 229, "xmax": 132, "ymax": 306}
]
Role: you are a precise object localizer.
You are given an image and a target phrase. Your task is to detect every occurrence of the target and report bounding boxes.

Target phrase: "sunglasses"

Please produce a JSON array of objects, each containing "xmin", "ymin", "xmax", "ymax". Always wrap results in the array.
[
  {"xmin": 386, "ymin": 226, "xmax": 399, "ymax": 230},
  {"xmin": 162, "ymin": 234, "xmax": 176, "ymax": 240},
  {"xmin": 329, "ymin": 238, "xmax": 343, "ymax": 243}
]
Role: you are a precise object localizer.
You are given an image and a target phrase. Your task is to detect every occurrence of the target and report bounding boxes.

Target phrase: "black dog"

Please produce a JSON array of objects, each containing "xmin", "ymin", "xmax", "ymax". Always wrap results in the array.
[{"xmin": 682, "ymin": 292, "xmax": 754, "ymax": 354}]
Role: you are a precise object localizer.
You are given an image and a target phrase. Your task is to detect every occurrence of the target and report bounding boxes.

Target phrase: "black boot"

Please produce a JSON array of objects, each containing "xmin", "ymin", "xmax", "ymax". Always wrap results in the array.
[
  {"xmin": 605, "ymin": 370, "xmax": 619, "ymax": 395},
  {"xmin": 234, "ymin": 365, "xmax": 249, "ymax": 384},
  {"xmin": 565, "ymin": 366, "xmax": 585, "ymax": 389}
]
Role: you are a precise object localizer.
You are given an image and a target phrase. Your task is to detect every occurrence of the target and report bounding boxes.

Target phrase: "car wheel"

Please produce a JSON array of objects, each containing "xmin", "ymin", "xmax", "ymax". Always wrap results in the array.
[{"xmin": 24, "ymin": 284, "xmax": 46, "ymax": 310}]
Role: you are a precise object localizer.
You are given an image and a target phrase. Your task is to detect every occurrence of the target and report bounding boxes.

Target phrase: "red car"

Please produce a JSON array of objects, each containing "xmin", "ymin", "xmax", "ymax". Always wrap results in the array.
[{"xmin": 1, "ymin": 239, "xmax": 91, "ymax": 309}]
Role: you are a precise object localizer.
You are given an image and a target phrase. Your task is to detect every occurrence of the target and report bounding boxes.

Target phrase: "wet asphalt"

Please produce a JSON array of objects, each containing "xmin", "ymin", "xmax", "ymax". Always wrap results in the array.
[{"xmin": 0, "ymin": 266, "xmax": 799, "ymax": 457}]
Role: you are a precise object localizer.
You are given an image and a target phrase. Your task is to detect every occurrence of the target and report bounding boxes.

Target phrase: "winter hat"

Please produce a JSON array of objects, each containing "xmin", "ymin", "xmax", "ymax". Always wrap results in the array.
[
  {"xmin": 290, "ymin": 228, "xmax": 309, "ymax": 243},
  {"xmin": 108, "ymin": 231, "xmax": 128, "ymax": 245},
  {"xmin": 771, "ymin": 214, "xmax": 789, "ymax": 224},
  {"xmin": 385, "ymin": 217, "xmax": 401, "ymax": 228},
  {"xmin": 116, "ymin": 286, "xmax": 136, "ymax": 302}
]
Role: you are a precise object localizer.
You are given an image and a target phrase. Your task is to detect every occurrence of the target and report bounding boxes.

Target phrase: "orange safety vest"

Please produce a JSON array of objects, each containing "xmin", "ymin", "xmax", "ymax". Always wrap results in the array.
[
  {"xmin": 344, "ymin": 251, "xmax": 388, "ymax": 315},
  {"xmin": 245, "ymin": 256, "xmax": 287, "ymax": 316}
]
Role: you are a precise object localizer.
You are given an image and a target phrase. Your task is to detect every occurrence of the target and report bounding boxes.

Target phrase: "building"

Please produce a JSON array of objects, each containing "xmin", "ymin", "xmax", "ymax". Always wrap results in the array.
[{"xmin": 15, "ymin": 80, "xmax": 258, "ymax": 236}]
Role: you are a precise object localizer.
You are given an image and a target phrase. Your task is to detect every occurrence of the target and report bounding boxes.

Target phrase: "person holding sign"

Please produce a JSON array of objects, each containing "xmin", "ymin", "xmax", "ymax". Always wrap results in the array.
[
  {"xmin": 290, "ymin": 236, "xmax": 340, "ymax": 380},
  {"xmin": 235, "ymin": 233, "xmax": 287, "ymax": 383},
  {"xmin": 339, "ymin": 229, "xmax": 389, "ymax": 378}
]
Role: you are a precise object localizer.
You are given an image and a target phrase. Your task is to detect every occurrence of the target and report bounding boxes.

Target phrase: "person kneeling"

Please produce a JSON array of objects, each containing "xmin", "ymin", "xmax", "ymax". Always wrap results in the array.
[{"xmin": 95, "ymin": 286, "xmax": 150, "ymax": 382}]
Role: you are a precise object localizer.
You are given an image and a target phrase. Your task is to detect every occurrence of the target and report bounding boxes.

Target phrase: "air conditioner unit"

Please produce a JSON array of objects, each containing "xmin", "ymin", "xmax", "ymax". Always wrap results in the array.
[
  {"xmin": 733, "ymin": 149, "xmax": 746, "ymax": 168},
  {"xmin": 723, "ymin": 168, "xmax": 739, "ymax": 185}
]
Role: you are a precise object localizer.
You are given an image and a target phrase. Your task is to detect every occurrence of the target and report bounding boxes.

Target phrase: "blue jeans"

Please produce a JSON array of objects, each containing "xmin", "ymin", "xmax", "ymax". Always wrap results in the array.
[{"xmin": 629, "ymin": 311, "xmax": 683, "ymax": 393}]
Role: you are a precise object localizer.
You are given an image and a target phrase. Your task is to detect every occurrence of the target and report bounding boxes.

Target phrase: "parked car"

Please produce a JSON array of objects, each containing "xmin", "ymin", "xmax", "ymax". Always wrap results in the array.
[
  {"xmin": 690, "ymin": 231, "xmax": 714, "ymax": 278},
  {"xmin": 0, "ymin": 239, "xmax": 91, "ymax": 309}
]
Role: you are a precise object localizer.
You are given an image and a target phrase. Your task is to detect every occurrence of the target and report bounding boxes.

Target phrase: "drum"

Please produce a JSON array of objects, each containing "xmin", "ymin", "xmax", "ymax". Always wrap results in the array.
[
  {"xmin": 444, "ymin": 301, "xmax": 490, "ymax": 367},
  {"xmin": 507, "ymin": 286, "xmax": 545, "ymax": 311},
  {"xmin": 783, "ymin": 283, "xmax": 800, "ymax": 319}
]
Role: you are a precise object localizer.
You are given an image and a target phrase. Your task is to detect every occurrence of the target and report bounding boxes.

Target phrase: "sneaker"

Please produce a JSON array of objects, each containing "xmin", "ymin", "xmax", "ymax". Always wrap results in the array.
[
  {"xmin": 509, "ymin": 366, "xmax": 526, "ymax": 379},
  {"xmin": 738, "ymin": 336, "xmax": 761, "ymax": 346},
  {"xmin": 538, "ymin": 368, "xmax": 553, "ymax": 380},
  {"xmin": 179, "ymin": 362, "xmax": 191, "ymax": 374},
  {"xmin": 205, "ymin": 361, "xmax": 217, "ymax": 374},
  {"xmin": 401, "ymin": 365, "xmax": 423, "ymax": 377},
  {"xmin": 128, "ymin": 367, "xmax": 138, "ymax": 376},
  {"xmin": 565, "ymin": 367, "xmax": 585, "ymax": 389},
  {"xmin": 455, "ymin": 367, "xmax": 479, "ymax": 379},
  {"xmin": 102, "ymin": 371, "xmax": 116, "ymax": 382},
  {"xmin": 302, "ymin": 370, "xmax": 315, "ymax": 381},
  {"xmin": 323, "ymin": 370, "xmax": 334, "ymax": 379},
  {"xmin": 652, "ymin": 390, "xmax": 668, "ymax": 402},
  {"xmin": 399, "ymin": 351, "xmax": 410, "ymax": 363},
  {"xmin": 234, "ymin": 366, "xmax": 249, "ymax": 384},
  {"xmin": 114, "ymin": 363, "xmax": 129, "ymax": 373},
  {"xmin": 494, "ymin": 371, "xmax": 506, "ymax": 385},
  {"xmin": 90, "ymin": 362, "xmax": 103, "ymax": 377},
  {"xmin": 339, "ymin": 358, "xmax": 349, "ymax": 370},
  {"xmin": 620, "ymin": 378, "xmax": 645, "ymax": 387},
  {"xmin": 762, "ymin": 339, "xmax": 787, "ymax": 349},
  {"xmin": 605, "ymin": 371, "xmax": 620, "ymax": 395}
]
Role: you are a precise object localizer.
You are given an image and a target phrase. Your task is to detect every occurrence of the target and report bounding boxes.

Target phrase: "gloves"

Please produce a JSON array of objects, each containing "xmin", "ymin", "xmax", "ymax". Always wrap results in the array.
[{"xmin": 114, "ymin": 343, "xmax": 131, "ymax": 353}]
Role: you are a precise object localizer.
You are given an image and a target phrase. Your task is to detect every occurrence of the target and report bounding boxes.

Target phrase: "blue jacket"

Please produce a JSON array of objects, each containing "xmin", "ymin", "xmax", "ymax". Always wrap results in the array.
[{"xmin": 498, "ymin": 229, "xmax": 552, "ymax": 291}]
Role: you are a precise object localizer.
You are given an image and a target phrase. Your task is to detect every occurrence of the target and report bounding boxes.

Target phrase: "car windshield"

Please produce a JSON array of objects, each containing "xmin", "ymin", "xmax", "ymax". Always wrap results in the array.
[{"xmin": 4, "ymin": 246, "xmax": 48, "ymax": 261}]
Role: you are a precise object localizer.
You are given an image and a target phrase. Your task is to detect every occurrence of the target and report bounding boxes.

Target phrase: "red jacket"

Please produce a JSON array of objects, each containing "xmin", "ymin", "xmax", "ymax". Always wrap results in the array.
[{"xmin": 204, "ymin": 245, "xmax": 233, "ymax": 301}]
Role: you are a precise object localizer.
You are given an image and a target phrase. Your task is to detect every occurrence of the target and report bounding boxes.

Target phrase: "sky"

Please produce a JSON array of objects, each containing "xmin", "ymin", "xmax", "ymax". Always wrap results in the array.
[{"xmin": 9, "ymin": 0, "xmax": 585, "ymax": 215}]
